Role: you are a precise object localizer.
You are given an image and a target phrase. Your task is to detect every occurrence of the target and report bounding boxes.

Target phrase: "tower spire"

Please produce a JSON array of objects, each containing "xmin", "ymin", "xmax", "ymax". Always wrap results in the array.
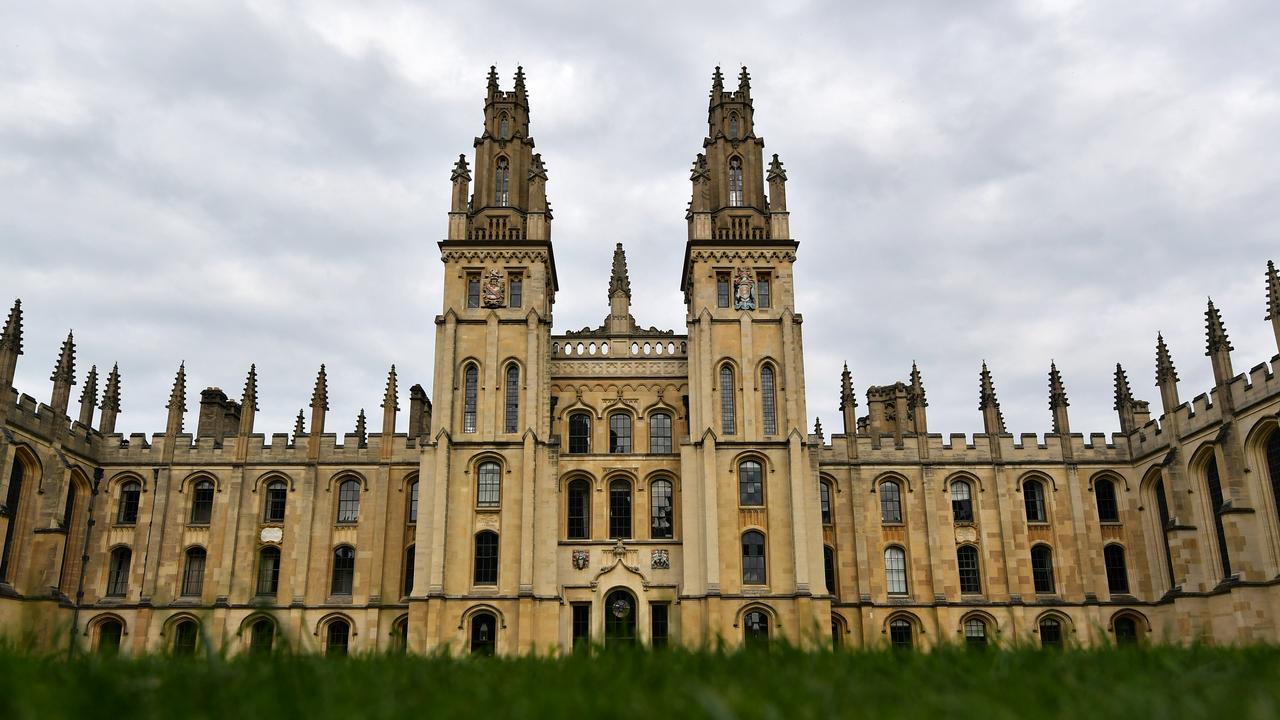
[
  {"xmin": 978, "ymin": 362, "xmax": 1005, "ymax": 434},
  {"xmin": 737, "ymin": 65, "xmax": 751, "ymax": 96},
  {"xmin": 49, "ymin": 330, "xmax": 77, "ymax": 416},
  {"xmin": 513, "ymin": 65, "xmax": 526, "ymax": 101},
  {"xmin": 605, "ymin": 243, "xmax": 636, "ymax": 334},
  {"xmin": 78, "ymin": 364, "xmax": 98, "ymax": 428},
  {"xmin": 99, "ymin": 363, "xmax": 121, "ymax": 434},
  {"xmin": 609, "ymin": 243, "xmax": 632, "ymax": 300},
  {"xmin": 1048, "ymin": 361, "xmax": 1070, "ymax": 435},
  {"xmin": 710, "ymin": 65, "xmax": 724, "ymax": 103}
]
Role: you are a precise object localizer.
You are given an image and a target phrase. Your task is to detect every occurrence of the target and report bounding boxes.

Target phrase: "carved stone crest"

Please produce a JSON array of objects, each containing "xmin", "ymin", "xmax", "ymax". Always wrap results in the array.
[
  {"xmin": 733, "ymin": 267, "xmax": 756, "ymax": 310},
  {"xmin": 259, "ymin": 527, "xmax": 283, "ymax": 544},
  {"xmin": 650, "ymin": 549, "xmax": 670, "ymax": 570},
  {"xmin": 572, "ymin": 549, "xmax": 589, "ymax": 570},
  {"xmin": 482, "ymin": 268, "xmax": 505, "ymax": 308}
]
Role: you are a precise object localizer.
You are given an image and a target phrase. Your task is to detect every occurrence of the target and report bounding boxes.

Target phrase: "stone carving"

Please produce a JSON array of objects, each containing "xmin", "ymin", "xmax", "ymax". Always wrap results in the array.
[
  {"xmin": 550, "ymin": 360, "xmax": 688, "ymax": 378},
  {"xmin": 259, "ymin": 526, "xmax": 283, "ymax": 544},
  {"xmin": 482, "ymin": 268, "xmax": 505, "ymax": 308},
  {"xmin": 651, "ymin": 549, "xmax": 670, "ymax": 570},
  {"xmin": 734, "ymin": 267, "xmax": 756, "ymax": 310},
  {"xmin": 572, "ymin": 549, "xmax": 589, "ymax": 570}
]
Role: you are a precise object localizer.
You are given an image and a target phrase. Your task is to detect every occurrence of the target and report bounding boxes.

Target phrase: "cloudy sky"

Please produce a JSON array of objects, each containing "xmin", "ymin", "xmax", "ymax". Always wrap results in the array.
[{"xmin": 3, "ymin": 0, "xmax": 1278, "ymax": 440}]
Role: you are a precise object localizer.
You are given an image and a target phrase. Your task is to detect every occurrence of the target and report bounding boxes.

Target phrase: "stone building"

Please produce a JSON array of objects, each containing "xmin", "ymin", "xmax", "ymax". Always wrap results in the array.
[{"xmin": 2, "ymin": 67, "xmax": 1280, "ymax": 656}]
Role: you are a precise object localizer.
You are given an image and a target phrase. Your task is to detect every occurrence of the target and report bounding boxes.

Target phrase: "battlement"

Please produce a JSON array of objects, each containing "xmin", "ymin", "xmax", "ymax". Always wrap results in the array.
[
  {"xmin": 96, "ymin": 431, "xmax": 421, "ymax": 466},
  {"xmin": 820, "ymin": 430, "xmax": 1133, "ymax": 466}
]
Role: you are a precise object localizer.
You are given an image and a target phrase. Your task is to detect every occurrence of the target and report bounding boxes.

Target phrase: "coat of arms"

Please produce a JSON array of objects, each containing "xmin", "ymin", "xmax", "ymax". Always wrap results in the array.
[
  {"xmin": 482, "ymin": 268, "xmax": 506, "ymax": 308},
  {"xmin": 572, "ymin": 549, "xmax": 589, "ymax": 570},
  {"xmin": 734, "ymin": 267, "xmax": 756, "ymax": 310}
]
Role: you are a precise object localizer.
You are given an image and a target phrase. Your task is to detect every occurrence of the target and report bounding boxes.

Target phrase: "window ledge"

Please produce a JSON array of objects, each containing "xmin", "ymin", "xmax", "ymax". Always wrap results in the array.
[
  {"xmin": 881, "ymin": 522, "xmax": 905, "ymax": 528},
  {"xmin": 1100, "ymin": 521, "xmax": 1124, "ymax": 527},
  {"xmin": 327, "ymin": 595, "xmax": 353, "ymax": 604},
  {"xmin": 1027, "ymin": 521, "xmax": 1051, "ymax": 527},
  {"xmin": 475, "ymin": 506, "xmax": 501, "ymax": 514},
  {"xmin": 112, "ymin": 523, "xmax": 137, "ymax": 529},
  {"xmin": 186, "ymin": 522, "xmax": 211, "ymax": 528},
  {"xmin": 953, "ymin": 520, "xmax": 976, "ymax": 527}
]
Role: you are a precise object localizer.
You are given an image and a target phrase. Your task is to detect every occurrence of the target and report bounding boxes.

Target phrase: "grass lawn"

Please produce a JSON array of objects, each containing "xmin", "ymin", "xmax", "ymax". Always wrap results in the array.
[{"xmin": 1, "ymin": 645, "xmax": 1277, "ymax": 719}]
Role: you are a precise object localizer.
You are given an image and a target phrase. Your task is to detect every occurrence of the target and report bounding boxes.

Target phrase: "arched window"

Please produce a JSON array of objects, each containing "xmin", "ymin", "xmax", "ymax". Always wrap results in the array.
[
  {"xmin": 1153, "ymin": 477, "xmax": 1176, "ymax": 587},
  {"xmin": 1095, "ymin": 478, "xmax": 1119, "ymax": 523},
  {"xmin": 337, "ymin": 479, "xmax": 360, "ymax": 523},
  {"xmin": 403, "ymin": 545, "xmax": 415, "ymax": 597},
  {"xmin": 264, "ymin": 480, "xmax": 287, "ymax": 523},
  {"xmin": 97, "ymin": 619, "xmax": 123, "ymax": 655},
  {"xmin": 499, "ymin": 113, "xmax": 509, "ymax": 140},
  {"xmin": 963, "ymin": 617, "xmax": 987, "ymax": 648},
  {"xmin": 743, "ymin": 610, "xmax": 769, "ymax": 645},
  {"xmin": 567, "ymin": 479, "xmax": 590, "ymax": 540},
  {"xmin": 504, "ymin": 364, "xmax": 520, "ymax": 433},
  {"xmin": 477, "ymin": 461, "xmax": 501, "ymax": 508},
  {"xmin": 728, "ymin": 157, "xmax": 744, "ymax": 206},
  {"xmin": 739, "ymin": 459, "xmax": 763, "ymax": 506},
  {"xmin": 951, "ymin": 480, "xmax": 973, "ymax": 522},
  {"xmin": 1104, "ymin": 544, "xmax": 1130, "ymax": 595},
  {"xmin": 0, "ymin": 459, "xmax": 24, "ymax": 581},
  {"xmin": 61, "ymin": 482, "xmax": 77, "ymax": 529},
  {"xmin": 106, "ymin": 547, "xmax": 131, "ymax": 597},
  {"xmin": 331, "ymin": 546, "xmax": 355, "ymax": 596},
  {"xmin": 1204, "ymin": 454, "xmax": 1232, "ymax": 578},
  {"xmin": 471, "ymin": 612, "xmax": 496, "ymax": 655},
  {"xmin": 1023, "ymin": 479, "xmax": 1047, "ymax": 523},
  {"xmin": 1038, "ymin": 616, "xmax": 1063, "ymax": 647},
  {"xmin": 407, "ymin": 480, "xmax": 419, "ymax": 525},
  {"xmin": 1114, "ymin": 615, "xmax": 1139, "ymax": 645},
  {"xmin": 957, "ymin": 545, "xmax": 981, "ymax": 594},
  {"xmin": 462, "ymin": 364, "xmax": 478, "ymax": 433},
  {"xmin": 884, "ymin": 546, "xmax": 908, "ymax": 595},
  {"xmin": 326, "ymin": 619, "xmax": 350, "ymax": 655},
  {"xmin": 393, "ymin": 616, "xmax": 409, "ymax": 654},
  {"xmin": 495, "ymin": 157, "xmax": 510, "ymax": 206},
  {"xmin": 888, "ymin": 618, "xmax": 913, "ymax": 649},
  {"xmin": 823, "ymin": 545, "xmax": 836, "ymax": 594},
  {"xmin": 880, "ymin": 480, "xmax": 903, "ymax": 524},
  {"xmin": 819, "ymin": 481, "xmax": 832, "ymax": 525},
  {"xmin": 256, "ymin": 546, "xmax": 281, "ymax": 596},
  {"xmin": 190, "ymin": 479, "xmax": 214, "ymax": 524},
  {"xmin": 609, "ymin": 479, "xmax": 632, "ymax": 539},
  {"xmin": 831, "ymin": 615, "xmax": 844, "ymax": 649},
  {"xmin": 760, "ymin": 365, "xmax": 777, "ymax": 435},
  {"xmin": 729, "ymin": 112, "xmax": 739, "ymax": 139},
  {"xmin": 181, "ymin": 547, "xmax": 206, "ymax": 597},
  {"xmin": 609, "ymin": 413, "xmax": 632, "ymax": 453},
  {"xmin": 649, "ymin": 412, "xmax": 673, "ymax": 454},
  {"xmin": 650, "ymin": 479, "xmax": 673, "ymax": 539},
  {"xmin": 173, "ymin": 620, "xmax": 198, "ymax": 656},
  {"xmin": 1031, "ymin": 545, "xmax": 1055, "ymax": 594},
  {"xmin": 742, "ymin": 531, "xmax": 766, "ymax": 585},
  {"xmin": 568, "ymin": 413, "xmax": 591, "ymax": 453},
  {"xmin": 1267, "ymin": 431, "xmax": 1280, "ymax": 535},
  {"xmin": 117, "ymin": 480, "xmax": 141, "ymax": 525},
  {"xmin": 720, "ymin": 365, "xmax": 736, "ymax": 435},
  {"xmin": 250, "ymin": 618, "xmax": 274, "ymax": 654},
  {"xmin": 474, "ymin": 531, "xmax": 498, "ymax": 585}
]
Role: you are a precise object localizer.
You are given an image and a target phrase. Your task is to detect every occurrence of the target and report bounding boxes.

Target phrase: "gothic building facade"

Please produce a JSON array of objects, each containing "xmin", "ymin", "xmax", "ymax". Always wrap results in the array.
[{"xmin": 2, "ymin": 67, "xmax": 1280, "ymax": 656}]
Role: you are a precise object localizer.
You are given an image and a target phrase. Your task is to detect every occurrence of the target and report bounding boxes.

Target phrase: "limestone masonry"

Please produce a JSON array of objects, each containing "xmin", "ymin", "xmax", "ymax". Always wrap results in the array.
[{"xmin": 3, "ymin": 67, "xmax": 1280, "ymax": 655}]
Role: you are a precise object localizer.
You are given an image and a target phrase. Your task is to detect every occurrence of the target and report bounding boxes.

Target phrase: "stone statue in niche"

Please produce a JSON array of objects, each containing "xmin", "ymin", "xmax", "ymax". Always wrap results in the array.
[
  {"xmin": 734, "ymin": 267, "xmax": 756, "ymax": 310},
  {"xmin": 650, "ymin": 549, "xmax": 670, "ymax": 570},
  {"xmin": 482, "ymin": 268, "xmax": 506, "ymax": 308},
  {"xmin": 572, "ymin": 549, "xmax": 589, "ymax": 570}
]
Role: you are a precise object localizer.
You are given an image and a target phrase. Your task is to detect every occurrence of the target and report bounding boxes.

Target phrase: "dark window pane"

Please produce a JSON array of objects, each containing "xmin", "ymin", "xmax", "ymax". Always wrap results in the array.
[
  {"xmin": 1154, "ymin": 478, "xmax": 1176, "ymax": 587},
  {"xmin": 742, "ymin": 531, "xmax": 766, "ymax": 585},
  {"xmin": 964, "ymin": 618, "xmax": 987, "ymax": 648},
  {"xmin": 958, "ymin": 545, "xmax": 982, "ymax": 594},
  {"xmin": 327, "ymin": 620, "xmax": 350, "ymax": 655},
  {"xmin": 717, "ymin": 273, "xmax": 730, "ymax": 308},
  {"xmin": 257, "ymin": 547, "xmax": 280, "ymax": 596},
  {"xmin": 720, "ymin": 366, "xmax": 735, "ymax": 435},
  {"xmin": 474, "ymin": 532, "xmax": 498, "ymax": 585},
  {"xmin": 1031, "ymin": 545, "xmax": 1055, "ymax": 594},
  {"xmin": 173, "ymin": 621, "xmax": 198, "ymax": 656},
  {"xmin": 650, "ymin": 479, "xmax": 673, "ymax": 539},
  {"xmin": 331, "ymin": 546, "xmax": 355, "ymax": 595},
  {"xmin": 0, "ymin": 461, "xmax": 23, "ymax": 581},
  {"xmin": 403, "ymin": 545, "xmax": 415, "ymax": 597},
  {"xmin": 651, "ymin": 603, "xmax": 669, "ymax": 648},
  {"xmin": 761, "ymin": 366, "xmax": 777, "ymax": 435},
  {"xmin": 952, "ymin": 481, "xmax": 973, "ymax": 522},
  {"xmin": 463, "ymin": 366, "xmax": 478, "ymax": 433},
  {"xmin": 823, "ymin": 545, "xmax": 836, "ymax": 595},
  {"xmin": 1095, "ymin": 479, "xmax": 1119, "ymax": 522},
  {"xmin": 107, "ymin": 548, "xmax": 131, "ymax": 597},
  {"xmin": 567, "ymin": 479, "xmax": 590, "ymax": 540},
  {"xmin": 649, "ymin": 413, "xmax": 673, "ymax": 454},
  {"xmin": 571, "ymin": 603, "xmax": 590, "ymax": 650},
  {"xmin": 744, "ymin": 611, "xmax": 768, "ymax": 645},
  {"xmin": 609, "ymin": 414, "xmax": 632, "ymax": 453},
  {"xmin": 467, "ymin": 275, "xmax": 480, "ymax": 308},
  {"xmin": 739, "ymin": 460, "xmax": 763, "ymax": 506},
  {"xmin": 728, "ymin": 157, "xmax": 744, "ymax": 207},
  {"xmin": 889, "ymin": 619, "xmax": 913, "ymax": 649},
  {"xmin": 504, "ymin": 365, "xmax": 520, "ymax": 433},
  {"xmin": 477, "ymin": 462, "xmax": 501, "ymax": 507},
  {"xmin": 264, "ymin": 481, "xmax": 287, "ymax": 523},
  {"xmin": 609, "ymin": 481, "xmax": 632, "ymax": 539},
  {"xmin": 509, "ymin": 275, "xmax": 523, "ymax": 309},
  {"xmin": 1205, "ymin": 457, "xmax": 1232, "ymax": 578},
  {"xmin": 1267, "ymin": 433, "xmax": 1280, "ymax": 544},
  {"xmin": 880, "ymin": 481, "xmax": 902, "ymax": 524},
  {"xmin": 1114, "ymin": 616, "xmax": 1139, "ymax": 645},
  {"xmin": 1024, "ymin": 481, "xmax": 1046, "ymax": 523},
  {"xmin": 1104, "ymin": 544, "xmax": 1129, "ymax": 594},
  {"xmin": 250, "ymin": 619, "xmax": 274, "ymax": 654},
  {"xmin": 568, "ymin": 413, "xmax": 591, "ymax": 453},
  {"xmin": 1039, "ymin": 618, "xmax": 1062, "ymax": 647},
  {"xmin": 181, "ymin": 547, "xmax": 206, "ymax": 597},
  {"xmin": 190, "ymin": 481, "xmax": 214, "ymax": 524},
  {"xmin": 408, "ymin": 481, "xmax": 418, "ymax": 524},
  {"xmin": 495, "ymin": 158, "xmax": 510, "ymax": 207},
  {"xmin": 471, "ymin": 613, "xmax": 496, "ymax": 655},
  {"xmin": 118, "ymin": 482, "xmax": 140, "ymax": 524},
  {"xmin": 98, "ymin": 620, "xmax": 122, "ymax": 656},
  {"xmin": 756, "ymin": 274, "xmax": 771, "ymax": 309},
  {"xmin": 820, "ymin": 482, "xmax": 832, "ymax": 525}
]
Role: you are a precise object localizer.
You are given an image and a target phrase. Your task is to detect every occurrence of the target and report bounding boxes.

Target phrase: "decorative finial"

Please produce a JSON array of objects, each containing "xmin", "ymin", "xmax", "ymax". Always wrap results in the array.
[
  {"xmin": 738, "ymin": 65, "xmax": 751, "ymax": 93},
  {"xmin": 311, "ymin": 364, "xmax": 329, "ymax": 411},
  {"xmin": 51, "ymin": 330, "xmax": 76, "ymax": 384},
  {"xmin": 839, "ymin": 362, "xmax": 857, "ymax": 410},
  {"xmin": 383, "ymin": 365, "xmax": 399, "ymax": 411},
  {"xmin": 766, "ymin": 154, "xmax": 787, "ymax": 183},
  {"xmin": 242, "ymin": 364, "xmax": 259, "ymax": 412},
  {"xmin": 1205, "ymin": 297, "xmax": 1234, "ymax": 355},
  {"xmin": 355, "ymin": 408, "xmax": 367, "ymax": 448},
  {"xmin": 79, "ymin": 364, "xmax": 98, "ymax": 406},
  {"xmin": 1266, "ymin": 260, "xmax": 1279, "ymax": 322},
  {"xmin": 1156, "ymin": 333, "xmax": 1179, "ymax": 384},
  {"xmin": 487, "ymin": 65, "xmax": 499, "ymax": 91},
  {"xmin": 908, "ymin": 361, "xmax": 927, "ymax": 407},
  {"xmin": 979, "ymin": 361, "xmax": 1005, "ymax": 433},
  {"xmin": 168, "ymin": 362, "xmax": 186, "ymax": 410},
  {"xmin": 609, "ymin": 243, "xmax": 632, "ymax": 300},
  {"xmin": 1113, "ymin": 363, "xmax": 1133, "ymax": 411},
  {"xmin": 1048, "ymin": 361, "xmax": 1068, "ymax": 409},
  {"xmin": 101, "ymin": 363, "xmax": 121, "ymax": 414},
  {"xmin": 451, "ymin": 154, "xmax": 471, "ymax": 182},
  {"xmin": 514, "ymin": 65, "xmax": 526, "ymax": 96},
  {"xmin": 0, "ymin": 299, "xmax": 21, "ymax": 355},
  {"xmin": 293, "ymin": 409, "xmax": 306, "ymax": 438}
]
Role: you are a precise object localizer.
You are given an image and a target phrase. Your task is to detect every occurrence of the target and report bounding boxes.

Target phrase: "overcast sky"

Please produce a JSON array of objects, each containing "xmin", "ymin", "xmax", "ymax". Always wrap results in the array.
[{"xmin": 3, "ymin": 0, "xmax": 1278, "ymax": 441}]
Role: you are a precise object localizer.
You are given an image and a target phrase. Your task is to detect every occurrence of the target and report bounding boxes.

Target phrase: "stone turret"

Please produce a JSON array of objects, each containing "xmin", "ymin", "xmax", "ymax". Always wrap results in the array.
[
  {"xmin": 49, "ymin": 331, "xmax": 76, "ymax": 417},
  {"xmin": 99, "ymin": 363, "xmax": 121, "ymax": 434}
]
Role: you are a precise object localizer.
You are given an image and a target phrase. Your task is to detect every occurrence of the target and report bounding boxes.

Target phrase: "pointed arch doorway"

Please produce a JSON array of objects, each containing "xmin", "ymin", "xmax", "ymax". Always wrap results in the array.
[{"xmin": 604, "ymin": 589, "xmax": 637, "ymax": 647}]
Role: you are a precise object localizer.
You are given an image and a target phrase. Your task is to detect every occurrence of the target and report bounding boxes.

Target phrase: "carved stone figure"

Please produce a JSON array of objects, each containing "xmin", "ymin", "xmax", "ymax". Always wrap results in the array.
[
  {"xmin": 572, "ymin": 549, "xmax": 589, "ymax": 570},
  {"xmin": 482, "ymin": 268, "xmax": 505, "ymax": 308},
  {"xmin": 651, "ymin": 549, "xmax": 670, "ymax": 570},
  {"xmin": 734, "ymin": 267, "xmax": 756, "ymax": 310}
]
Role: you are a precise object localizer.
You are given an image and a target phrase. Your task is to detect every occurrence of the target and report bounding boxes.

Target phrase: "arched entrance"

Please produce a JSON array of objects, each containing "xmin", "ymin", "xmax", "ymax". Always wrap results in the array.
[
  {"xmin": 470, "ymin": 612, "xmax": 496, "ymax": 655},
  {"xmin": 604, "ymin": 589, "xmax": 637, "ymax": 647}
]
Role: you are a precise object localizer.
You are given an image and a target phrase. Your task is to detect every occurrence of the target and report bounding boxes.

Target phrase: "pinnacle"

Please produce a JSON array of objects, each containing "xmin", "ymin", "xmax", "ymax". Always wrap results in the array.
[
  {"xmin": 80, "ymin": 365, "xmax": 99, "ymax": 405},
  {"xmin": 1113, "ymin": 363, "xmax": 1133, "ymax": 410},
  {"xmin": 839, "ymin": 362, "xmax": 856, "ymax": 410},
  {"xmin": 168, "ymin": 362, "xmax": 187, "ymax": 412},
  {"xmin": 242, "ymin": 364, "xmax": 259, "ymax": 412},
  {"xmin": 0, "ymin": 299, "xmax": 21, "ymax": 355},
  {"xmin": 101, "ymin": 363, "xmax": 122, "ymax": 412},
  {"xmin": 312, "ymin": 364, "xmax": 329, "ymax": 411},
  {"xmin": 383, "ymin": 365, "xmax": 400, "ymax": 411},
  {"xmin": 608, "ymin": 243, "xmax": 631, "ymax": 299},
  {"xmin": 451, "ymin": 154, "xmax": 470, "ymax": 182},
  {"xmin": 1156, "ymin": 333, "xmax": 1179, "ymax": 384},
  {"xmin": 1048, "ymin": 361, "xmax": 1068, "ymax": 409},
  {"xmin": 1266, "ymin": 260, "xmax": 1279, "ymax": 321},
  {"xmin": 1205, "ymin": 297, "xmax": 1234, "ymax": 354},
  {"xmin": 50, "ymin": 330, "xmax": 76, "ymax": 384}
]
